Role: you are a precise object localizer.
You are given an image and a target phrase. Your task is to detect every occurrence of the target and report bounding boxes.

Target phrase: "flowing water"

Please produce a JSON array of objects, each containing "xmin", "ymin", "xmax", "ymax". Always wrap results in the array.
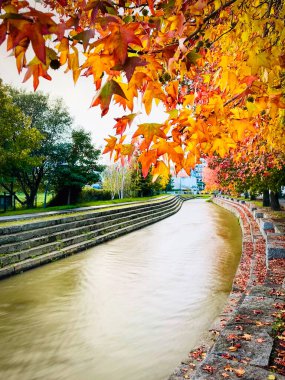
[{"xmin": 0, "ymin": 199, "xmax": 242, "ymax": 380}]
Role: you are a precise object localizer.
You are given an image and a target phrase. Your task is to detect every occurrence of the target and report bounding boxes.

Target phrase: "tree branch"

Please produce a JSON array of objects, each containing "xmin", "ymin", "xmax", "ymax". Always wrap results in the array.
[
  {"xmin": 111, "ymin": 1, "xmax": 148, "ymax": 9},
  {"xmin": 209, "ymin": 23, "xmax": 237, "ymax": 46},
  {"xmin": 185, "ymin": 0, "xmax": 240, "ymax": 43}
]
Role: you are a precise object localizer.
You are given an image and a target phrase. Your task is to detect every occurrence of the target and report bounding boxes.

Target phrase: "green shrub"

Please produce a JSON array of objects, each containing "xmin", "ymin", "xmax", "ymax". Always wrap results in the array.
[{"xmin": 78, "ymin": 188, "xmax": 115, "ymax": 202}]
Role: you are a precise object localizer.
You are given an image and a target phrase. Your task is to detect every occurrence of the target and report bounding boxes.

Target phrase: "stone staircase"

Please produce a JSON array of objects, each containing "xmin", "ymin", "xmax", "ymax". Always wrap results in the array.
[{"xmin": 0, "ymin": 196, "xmax": 184, "ymax": 279}]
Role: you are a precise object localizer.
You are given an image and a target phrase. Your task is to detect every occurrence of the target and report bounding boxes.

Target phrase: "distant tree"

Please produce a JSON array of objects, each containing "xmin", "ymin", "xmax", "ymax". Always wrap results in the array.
[
  {"xmin": 0, "ymin": 81, "xmax": 43, "ymax": 204},
  {"xmin": 10, "ymin": 89, "xmax": 73, "ymax": 207},
  {"xmin": 131, "ymin": 163, "xmax": 164, "ymax": 197},
  {"xmin": 165, "ymin": 175, "xmax": 174, "ymax": 192},
  {"xmin": 202, "ymin": 165, "xmax": 219, "ymax": 192},
  {"xmin": 49, "ymin": 129, "xmax": 104, "ymax": 205},
  {"xmin": 208, "ymin": 153, "xmax": 285, "ymax": 210},
  {"xmin": 102, "ymin": 163, "xmax": 133, "ymax": 200}
]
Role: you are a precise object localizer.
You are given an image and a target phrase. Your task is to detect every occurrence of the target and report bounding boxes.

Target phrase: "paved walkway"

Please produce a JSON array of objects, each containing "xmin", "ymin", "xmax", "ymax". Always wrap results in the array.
[{"xmin": 169, "ymin": 197, "xmax": 285, "ymax": 380}]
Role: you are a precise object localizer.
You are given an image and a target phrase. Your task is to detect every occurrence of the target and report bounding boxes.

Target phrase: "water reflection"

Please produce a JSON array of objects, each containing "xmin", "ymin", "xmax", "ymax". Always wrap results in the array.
[{"xmin": 0, "ymin": 200, "xmax": 241, "ymax": 380}]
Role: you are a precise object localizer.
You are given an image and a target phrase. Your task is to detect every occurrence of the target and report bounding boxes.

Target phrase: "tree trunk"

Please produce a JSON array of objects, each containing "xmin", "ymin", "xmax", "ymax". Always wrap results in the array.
[
  {"xmin": 67, "ymin": 188, "xmax": 71, "ymax": 205},
  {"xmin": 263, "ymin": 189, "xmax": 270, "ymax": 207},
  {"xmin": 270, "ymin": 191, "xmax": 281, "ymax": 211},
  {"xmin": 16, "ymin": 166, "xmax": 44, "ymax": 208},
  {"xmin": 26, "ymin": 197, "xmax": 34, "ymax": 208}
]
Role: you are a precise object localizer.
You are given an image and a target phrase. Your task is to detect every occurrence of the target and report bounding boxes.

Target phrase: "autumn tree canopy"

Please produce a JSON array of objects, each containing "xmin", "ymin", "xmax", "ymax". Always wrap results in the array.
[{"xmin": 1, "ymin": 0, "xmax": 284, "ymax": 178}]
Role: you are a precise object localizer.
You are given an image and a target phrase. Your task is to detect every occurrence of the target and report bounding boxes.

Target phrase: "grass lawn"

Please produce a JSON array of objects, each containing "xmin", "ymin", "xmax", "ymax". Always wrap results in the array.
[{"xmin": 195, "ymin": 194, "xmax": 211, "ymax": 199}]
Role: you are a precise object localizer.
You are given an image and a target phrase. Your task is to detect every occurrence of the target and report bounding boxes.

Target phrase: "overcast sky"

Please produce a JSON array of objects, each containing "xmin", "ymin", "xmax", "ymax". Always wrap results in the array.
[{"xmin": 0, "ymin": 46, "xmax": 168, "ymax": 160}]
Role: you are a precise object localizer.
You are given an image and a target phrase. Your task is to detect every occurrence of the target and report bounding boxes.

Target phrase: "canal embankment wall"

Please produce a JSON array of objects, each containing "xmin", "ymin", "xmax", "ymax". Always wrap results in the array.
[
  {"xmin": 169, "ymin": 196, "xmax": 285, "ymax": 380},
  {"xmin": 0, "ymin": 195, "xmax": 186, "ymax": 280}
]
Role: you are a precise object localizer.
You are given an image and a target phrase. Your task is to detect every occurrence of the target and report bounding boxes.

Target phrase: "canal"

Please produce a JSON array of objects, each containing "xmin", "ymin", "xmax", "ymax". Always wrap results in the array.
[{"xmin": 0, "ymin": 199, "xmax": 242, "ymax": 380}]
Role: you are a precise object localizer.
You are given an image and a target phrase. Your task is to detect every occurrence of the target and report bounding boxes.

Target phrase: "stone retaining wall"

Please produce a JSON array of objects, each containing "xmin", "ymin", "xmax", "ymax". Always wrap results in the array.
[{"xmin": 168, "ymin": 197, "xmax": 285, "ymax": 380}]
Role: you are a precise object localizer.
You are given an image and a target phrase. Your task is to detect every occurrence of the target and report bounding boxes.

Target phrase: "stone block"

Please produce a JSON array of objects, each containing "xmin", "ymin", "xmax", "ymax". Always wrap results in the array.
[
  {"xmin": 248, "ymin": 204, "xmax": 257, "ymax": 211},
  {"xmin": 260, "ymin": 219, "xmax": 274, "ymax": 230},
  {"xmin": 227, "ymin": 294, "xmax": 278, "ymax": 325},
  {"xmin": 253, "ymin": 210, "xmax": 263, "ymax": 219},
  {"xmin": 0, "ymin": 265, "xmax": 14, "ymax": 279},
  {"xmin": 267, "ymin": 243, "xmax": 285, "ymax": 259},
  {"xmin": 211, "ymin": 326, "xmax": 273, "ymax": 367},
  {"xmin": 191, "ymin": 354, "xmax": 285, "ymax": 380}
]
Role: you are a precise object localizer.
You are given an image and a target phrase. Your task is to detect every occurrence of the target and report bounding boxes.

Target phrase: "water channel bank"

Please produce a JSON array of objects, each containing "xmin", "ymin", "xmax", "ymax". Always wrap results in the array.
[
  {"xmin": 169, "ymin": 197, "xmax": 285, "ymax": 380},
  {"xmin": 0, "ymin": 200, "xmax": 242, "ymax": 380}
]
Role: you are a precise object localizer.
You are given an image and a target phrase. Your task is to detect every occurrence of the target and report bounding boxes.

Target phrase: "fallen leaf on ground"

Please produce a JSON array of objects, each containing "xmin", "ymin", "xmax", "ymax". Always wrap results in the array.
[
  {"xmin": 234, "ymin": 368, "xmax": 245, "ymax": 377},
  {"xmin": 241, "ymin": 334, "xmax": 252, "ymax": 341},
  {"xmin": 202, "ymin": 365, "xmax": 215, "ymax": 374},
  {"xmin": 256, "ymin": 338, "xmax": 266, "ymax": 343}
]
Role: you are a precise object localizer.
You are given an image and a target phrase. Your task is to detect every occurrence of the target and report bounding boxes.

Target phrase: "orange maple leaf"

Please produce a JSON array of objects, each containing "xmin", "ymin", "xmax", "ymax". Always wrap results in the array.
[
  {"xmin": 147, "ymin": 0, "xmax": 155, "ymax": 15},
  {"xmin": 142, "ymin": 82, "xmax": 166, "ymax": 114},
  {"xmin": 183, "ymin": 153, "xmax": 197, "ymax": 174},
  {"xmin": 112, "ymin": 56, "xmax": 147, "ymax": 82},
  {"xmin": 23, "ymin": 57, "xmax": 51, "ymax": 90},
  {"xmin": 8, "ymin": 7, "xmax": 61, "ymax": 65},
  {"xmin": 120, "ymin": 144, "xmax": 135, "ymax": 159},
  {"xmin": 91, "ymin": 79, "xmax": 128, "ymax": 116},
  {"xmin": 138, "ymin": 149, "xmax": 157, "ymax": 177},
  {"xmin": 103, "ymin": 135, "xmax": 117, "ymax": 157},
  {"xmin": 0, "ymin": 21, "xmax": 7, "ymax": 45},
  {"xmin": 96, "ymin": 23, "xmax": 142, "ymax": 65},
  {"xmin": 114, "ymin": 113, "xmax": 138, "ymax": 135},
  {"xmin": 133, "ymin": 123, "xmax": 167, "ymax": 150}
]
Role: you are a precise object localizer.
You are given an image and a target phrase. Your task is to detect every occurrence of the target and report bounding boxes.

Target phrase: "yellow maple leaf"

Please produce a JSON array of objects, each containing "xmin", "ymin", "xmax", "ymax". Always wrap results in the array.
[{"xmin": 152, "ymin": 161, "xmax": 169, "ymax": 183}]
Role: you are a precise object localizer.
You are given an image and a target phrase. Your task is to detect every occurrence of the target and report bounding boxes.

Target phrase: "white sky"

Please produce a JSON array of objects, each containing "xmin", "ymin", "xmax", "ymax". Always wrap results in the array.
[{"xmin": 0, "ymin": 46, "xmax": 168, "ymax": 161}]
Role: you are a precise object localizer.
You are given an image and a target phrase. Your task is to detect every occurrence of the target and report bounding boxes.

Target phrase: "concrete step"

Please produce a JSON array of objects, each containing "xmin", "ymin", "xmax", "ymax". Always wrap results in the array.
[
  {"xmin": 0, "ymin": 197, "xmax": 181, "ymax": 253},
  {"xmin": 0, "ymin": 199, "xmax": 183, "ymax": 269},
  {"xmin": 0, "ymin": 195, "xmax": 172, "ymax": 224},
  {"xmin": 0, "ymin": 199, "xmax": 183, "ymax": 278},
  {"xmin": 0, "ymin": 196, "xmax": 177, "ymax": 238}
]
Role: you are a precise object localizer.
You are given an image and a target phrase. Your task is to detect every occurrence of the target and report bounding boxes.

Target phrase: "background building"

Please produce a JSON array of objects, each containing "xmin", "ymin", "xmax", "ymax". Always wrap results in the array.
[{"xmin": 171, "ymin": 159, "xmax": 206, "ymax": 193}]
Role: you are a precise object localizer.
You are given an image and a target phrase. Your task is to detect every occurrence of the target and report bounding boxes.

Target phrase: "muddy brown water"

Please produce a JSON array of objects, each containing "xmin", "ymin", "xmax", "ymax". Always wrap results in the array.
[{"xmin": 0, "ymin": 200, "xmax": 241, "ymax": 380}]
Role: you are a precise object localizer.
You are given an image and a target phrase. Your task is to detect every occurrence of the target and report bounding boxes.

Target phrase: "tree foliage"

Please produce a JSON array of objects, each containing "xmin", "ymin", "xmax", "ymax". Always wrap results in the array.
[
  {"xmin": 0, "ymin": 0, "xmax": 284, "ymax": 177},
  {"xmin": 202, "ymin": 165, "xmax": 219, "ymax": 192},
  {"xmin": 9, "ymin": 88, "xmax": 73, "ymax": 207},
  {"xmin": 102, "ymin": 163, "xmax": 133, "ymax": 199},
  {"xmin": 131, "ymin": 162, "xmax": 165, "ymax": 196},
  {"xmin": 103, "ymin": 160, "xmax": 166, "ymax": 198},
  {"xmin": 206, "ymin": 148, "xmax": 285, "ymax": 209},
  {"xmin": 48, "ymin": 129, "xmax": 104, "ymax": 205},
  {"xmin": 0, "ymin": 80, "xmax": 43, "ymax": 202}
]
